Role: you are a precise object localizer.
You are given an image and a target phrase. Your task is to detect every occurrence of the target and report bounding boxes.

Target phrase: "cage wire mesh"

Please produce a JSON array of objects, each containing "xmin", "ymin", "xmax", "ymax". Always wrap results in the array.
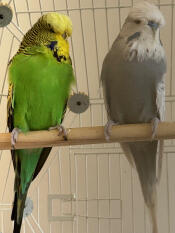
[{"xmin": 0, "ymin": 0, "xmax": 175, "ymax": 233}]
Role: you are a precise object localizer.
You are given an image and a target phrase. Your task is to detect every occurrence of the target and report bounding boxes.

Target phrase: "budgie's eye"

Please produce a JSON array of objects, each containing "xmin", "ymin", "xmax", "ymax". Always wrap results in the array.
[
  {"xmin": 48, "ymin": 23, "xmax": 54, "ymax": 33},
  {"xmin": 134, "ymin": 19, "xmax": 141, "ymax": 24},
  {"xmin": 62, "ymin": 32, "xmax": 67, "ymax": 39}
]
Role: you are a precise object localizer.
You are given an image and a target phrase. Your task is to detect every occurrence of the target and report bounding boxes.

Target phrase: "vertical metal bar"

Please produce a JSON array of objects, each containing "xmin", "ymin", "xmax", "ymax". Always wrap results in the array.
[
  {"xmin": 131, "ymin": 0, "xmax": 133, "ymax": 7},
  {"xmin": 75, "ymin": 154, "xmax": 78, "ymax": 232},
  {"xmin": 25, "ymin": 0, "xmax": 32, "ymax": 27},
  {"xmin": 1, "ymin": 160, "xmax": 12, "ymax": 201},
  {"xmin": 78, "ymin": 0, "xmax": 90, "ymax": 97},
  {"xmin": 1, "ymin": 212, "xmax": 4, "ymax": 233},
  {"xmin": 0, "ymin": 28, "xmax": 4, "ymax": 47},
  {"xmin": 38, "ymin": 0, "xmax": 43, "ymax": 15},
  {"xmin": 131, "ymin": 166, "xmax": 134, "ymax": 233},
  {"xmin": 65, "ymin": 0, "xmax": 78, "ymax": 93},
  {"xmin": 13, "ymin": 0, "xmax": 20, "ymax": 26},
  {"xmin": 96, "ymin": 154, "xmax": 100, "ymax": 233},
  {"xmin": 104, "ymin": 0, "xmax": 110, "ymax": 50},
  {"xmin": 37, "ymin": 187, "xmax": 40, "ymax": 225},
  {"xmin": 69, "ymin": 147, "xmax": 74, "ymax": 232},
  {"xmin": 85, "ymin": 154, "xmax": 88, "ymax": 233},
  {"xmin": 91, "ymin": 0, "xmax": 101, "ymax": 98},
  {"xmin": 170, "ymin": 1, "xmax": 174, "ymax": 96},
  {"xmin": 108, "ymin": 153, "xmax": 111, "ymax": 233},
  {"xmin": 118, "ymin": 0, "xmax": 122, "ymax": 30},
  {"xmin": 58, "ymin": 150, "xmax": 63, "ymax": 233},
  {"xmin": 166, "ymin": 152, "xmax": 170, "ymax": 233},
  {"xmin": 52, "ymin": 0, "xmax": 56, "ymax": 11},
  {"xmin": 119, "ymin": 153, "xmax": 124, "ymax": 233},
  {"xmin": 0, "ymin": 36, "xmax": 14, "ymax": 105},
  {"xmin": 78, "ymin": 0, "xmax": 92, "ymax": 140}
]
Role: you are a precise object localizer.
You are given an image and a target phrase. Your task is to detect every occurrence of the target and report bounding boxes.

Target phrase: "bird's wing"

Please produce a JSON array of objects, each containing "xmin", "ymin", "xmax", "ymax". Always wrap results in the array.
[
  {"xmin": 156, "ymin": 77, "xmax": 166, "ymax": 121},
  {"xmin": 7, "ymin": 82, "xmax": 16, "ymax": 170},
  {"xmin": 32, "ymin": 101, "xmax": 68, "ymax": 181},
  {"xmin": 32, "ymin": 147, "xmax": 52, "ymax": 180},
  {"xmin": 155, "ymin": 74, "xmax": 166, "ymax": 182},
  {"xmin": 7, "ymin": 82, "xmax": 14, "ymax": 132},
  {"xmin": 7, "ymin": 81, "xmax": 53, "ymax": 178},
  {"xmin": 32, "ymin": 44, "xmax": 72, "ymax": 180}
]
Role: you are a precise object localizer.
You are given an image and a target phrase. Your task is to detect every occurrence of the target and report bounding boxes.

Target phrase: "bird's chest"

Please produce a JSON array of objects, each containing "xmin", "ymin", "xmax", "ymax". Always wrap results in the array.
[
  {"xmin": 107, "ymin": 59, "xmax": 165, "ymax": 123},
  {"xmin": 14, "ymin": 58, "xmax": 73, "ymax": 130},
  {"xmin": 125, "ymin": 36, "xmax": 165, "ymax": 63}
]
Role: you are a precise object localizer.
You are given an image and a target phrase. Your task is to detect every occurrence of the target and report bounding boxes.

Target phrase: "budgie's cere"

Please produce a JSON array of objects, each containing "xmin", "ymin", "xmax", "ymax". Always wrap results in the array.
[
  {"xmin": 101, "ymin": 2, "xmax": 166, "ymax": 233},
  {"xmin": 8, "ymin": 12, "xmax": 75, "ymax": 233}
]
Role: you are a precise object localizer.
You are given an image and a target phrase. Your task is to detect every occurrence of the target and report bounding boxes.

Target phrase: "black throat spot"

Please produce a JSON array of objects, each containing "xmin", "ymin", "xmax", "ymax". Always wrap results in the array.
[
  {"xmin": 47, "ymin": 41, "xmax": 58, "ymax": 51},
  {"xmin": 127, "ymin": 32, "xmax": 141, "ymax": 43},
  {"xmin": 47, "ymin": 40, "xmax": 67, "ymax": 62}
]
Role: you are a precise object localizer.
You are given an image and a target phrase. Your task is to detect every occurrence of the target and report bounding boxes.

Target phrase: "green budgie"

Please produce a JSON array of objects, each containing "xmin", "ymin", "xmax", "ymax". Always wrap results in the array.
[{"xmin": 7, "ymin": 13, "xmax": 75, "ymax": 233}]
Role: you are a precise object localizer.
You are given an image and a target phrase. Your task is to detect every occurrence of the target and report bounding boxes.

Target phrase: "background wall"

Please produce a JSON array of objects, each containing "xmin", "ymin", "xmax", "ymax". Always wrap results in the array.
[{"xmin": 0, "ymin": 0, "xmax": 175, "ymax": 232}]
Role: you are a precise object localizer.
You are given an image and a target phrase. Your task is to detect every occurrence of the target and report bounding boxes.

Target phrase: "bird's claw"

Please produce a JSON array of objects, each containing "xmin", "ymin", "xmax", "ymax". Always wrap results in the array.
[
  {"xmin": 49, "ymin": 124, "xmax": 68, "ymax": 140},
  {"xmin": 104, "ymin": 120, "xmax": 118, "ymax": 141},
  {"xmin": 11, "ymin": 128, "xmax": 21, "ymax": 148},
  {"xmin": 151, "ymin": 117, "xmax": 160, "ymax": 140}
]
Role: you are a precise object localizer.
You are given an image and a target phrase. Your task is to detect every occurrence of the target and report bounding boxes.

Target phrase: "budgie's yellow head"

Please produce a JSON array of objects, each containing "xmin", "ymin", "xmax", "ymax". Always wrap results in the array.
[
  {"xmin": 18, "ymin": 12, "xmax": 73, "ymax": 61},
  {"xmin": 42, "ymin": 13, "xmax": 72, "ymax": 38}
]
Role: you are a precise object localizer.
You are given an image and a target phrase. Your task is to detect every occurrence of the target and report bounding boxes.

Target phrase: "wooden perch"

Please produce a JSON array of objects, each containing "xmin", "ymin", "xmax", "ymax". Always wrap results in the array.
[{"xmin": 0, "ymin": 122, "xmax": 175, "ymax": 150}]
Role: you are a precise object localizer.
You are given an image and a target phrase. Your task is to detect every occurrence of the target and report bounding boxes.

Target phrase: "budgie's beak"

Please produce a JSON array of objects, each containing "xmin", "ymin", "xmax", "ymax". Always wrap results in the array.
[{"xmin": 148, "ymin": 21, "xmax": 159, "ymax": 31}]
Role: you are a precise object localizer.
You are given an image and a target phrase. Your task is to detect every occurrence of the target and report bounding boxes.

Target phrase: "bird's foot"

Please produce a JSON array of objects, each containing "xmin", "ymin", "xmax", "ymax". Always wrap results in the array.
[
  {"xmin": 104, "ymin": 120, "xmax": 119, "ymax": 141},
  {"xmin": 151, "ymin": 117, "xmax": 160, "ymax": 139},
  {"xmin": 11, "ymin": 128, "xmax": 21, "ymax": 148},
  {"xmin": 49, "ymin": 124, "xmax": 68, "ymax": 140}
]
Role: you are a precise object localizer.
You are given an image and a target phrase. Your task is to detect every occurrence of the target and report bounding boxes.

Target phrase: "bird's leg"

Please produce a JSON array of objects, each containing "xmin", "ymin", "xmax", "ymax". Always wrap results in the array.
[
  {"xmin": 49, "ymin": 124, "xmax": 68, "ymax": 140},
  {"xmin": 11, "ymin": 128, "xmax": 21, "ymax": 148},
  {"xmin": 151, "ymin": 117, "xmax": 160, "ymax": 139},
  {"xmin": 104, "ymin": 120, "xmax": 119, "ymax": 141}
]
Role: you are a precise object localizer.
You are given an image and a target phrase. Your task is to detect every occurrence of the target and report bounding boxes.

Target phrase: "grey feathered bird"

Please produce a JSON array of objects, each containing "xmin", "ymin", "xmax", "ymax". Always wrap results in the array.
[{"xmin": 101, "ymin": 2, "xmax": 166, "ymax": 233}]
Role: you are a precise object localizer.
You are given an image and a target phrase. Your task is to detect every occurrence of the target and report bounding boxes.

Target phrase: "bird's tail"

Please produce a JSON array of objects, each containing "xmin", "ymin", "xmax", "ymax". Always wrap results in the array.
[
  {"xmin": 149, "ymin": 200, "xmax": 158, "ymax": 233},
  {"xmin": 157, "ymin": 139, "xmax": 164, "ymax": 183},
  {"xmin": 13, "ymin": 221, "xmax": 23, "ymax": 233},
  {"xmin": 121, "ymin": 141, "xmax": 159, "ymax": 233},
  {"xmin": 11, "ymin": 191, "xmax": 28, "ymax": 233},
  {"xmin": 11, "ymin": 148, "xmax": 43, "ymax": 233}
]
